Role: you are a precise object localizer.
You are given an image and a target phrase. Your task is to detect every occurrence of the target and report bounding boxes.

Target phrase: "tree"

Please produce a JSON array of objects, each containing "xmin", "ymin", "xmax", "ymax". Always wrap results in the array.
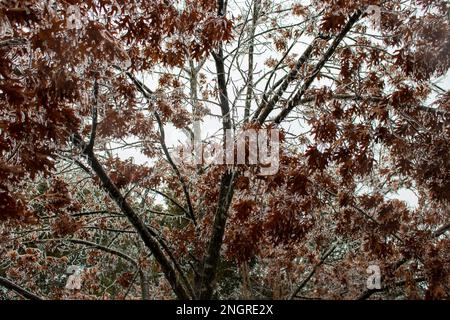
[{"xmin": 0, "ymin": 0, "xmax": 449, "ymax": 300}]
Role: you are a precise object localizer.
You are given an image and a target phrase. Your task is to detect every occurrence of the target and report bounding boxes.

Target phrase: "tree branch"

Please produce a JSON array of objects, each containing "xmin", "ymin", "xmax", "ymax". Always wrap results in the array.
[
  {"xmin": 149, "ymin": 188, "xmax": 190, "ymax": 217},
  {"xmin": 126, "ymin": 72, "xmax": 197, "ymax": 225},
  {"xmin": 0, "ymin": 38, "xmax": 26, "ymax": 49},
  {"xmin": 85, "ymin": 79, "xmax": 99, "ymax": 153},
  {"xmin": 433, "ymin": 222, "xmax": 450, "ymax": 237},
  {"xmin": 244, "ymin": 0, "xmax": 260, "ymax": 123},
  {"xmin": 193, "ymin": 0, "xmax": 235, "ymax": 299},
  {"xmin": 26, "ymin": 237, "xmax": 150, "ymax": 299},
  {"xmin": 290, "ymin": 245, "xmax": 337, "ymax": 299},
  {"xmin": 255, "ymin": 37, "xmax": 318, "ymax": 123},
  {"xmin": 154, "ymin": 111, "xmax": 197, "ymax": 225},
  {"xmin": 195, "ymin": 170, "xmax": 236, "ymax": 299},
  {"xmin": 71, "ymin": 133, "xmax": 191, "ymax": 299},
  {"xmin": 0, "ymin": 277, "xmax": 43, "ymax": 300},
  {"xmin": 272, "ymin": 9, "xmax": 364, "ymax": 124},
  {"xmin": 212, "ymin": 47, "xmax": 232, "ymax": 132}
]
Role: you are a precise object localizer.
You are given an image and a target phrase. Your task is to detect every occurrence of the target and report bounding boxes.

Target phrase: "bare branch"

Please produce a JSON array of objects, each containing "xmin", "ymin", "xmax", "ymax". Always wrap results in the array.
[
  {"xmin": 71, "ymin": 133, "xmax": 191, "ymax": 299},
  {"xmin": 195, "ymin": 170, "xmax": 236, "ymax": 299},
  {"xmin": 85, "ymin": 79, "xmax": 99, "ymax": 153},
  {"xmin": 290, "ymin": 245, "xmax": 337, "ymax": 299},
  {"xmin": 244, "ymin": 0, "xmax": 261, "ymax": 123},
  {"xmin": 125, "ymin": 72, "xmax": 197, "ymax": 225},
  {"xmin": 154, "ymin": 111, "xmax": 197, "ymax": 225},
  {"xmin": 272, "ymin": 9, "xmax": 364, "ymax": 124}
]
